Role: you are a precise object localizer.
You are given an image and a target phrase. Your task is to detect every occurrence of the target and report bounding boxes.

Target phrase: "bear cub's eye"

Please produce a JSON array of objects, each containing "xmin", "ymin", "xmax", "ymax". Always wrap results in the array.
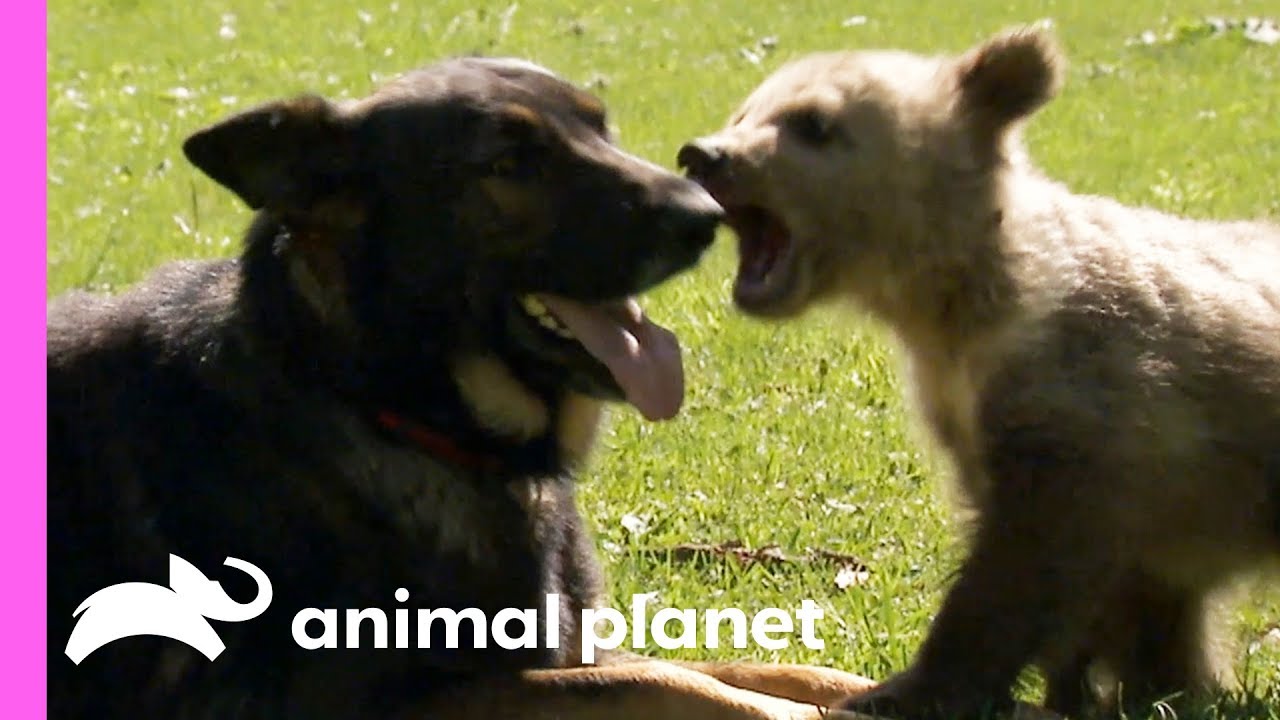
[{"xmin": 784, "ymin": 109, "xmax": 836, "ymax": 146}]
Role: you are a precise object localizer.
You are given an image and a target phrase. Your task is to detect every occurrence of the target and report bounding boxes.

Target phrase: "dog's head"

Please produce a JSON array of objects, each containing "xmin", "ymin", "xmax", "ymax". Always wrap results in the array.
[
  {"xmin": 677, "ymin": 26, "xmax": 1063, "ymax": 320},
  {"xmin": 183, "ymin": 58, "xmax": 721, "ymax": 423}
]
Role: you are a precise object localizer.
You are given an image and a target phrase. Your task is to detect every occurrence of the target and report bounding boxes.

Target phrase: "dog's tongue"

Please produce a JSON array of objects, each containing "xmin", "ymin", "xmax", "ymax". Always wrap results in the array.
[{"xmin": 538, "ymin": 295, "xmax": 685, "ymax": 421}]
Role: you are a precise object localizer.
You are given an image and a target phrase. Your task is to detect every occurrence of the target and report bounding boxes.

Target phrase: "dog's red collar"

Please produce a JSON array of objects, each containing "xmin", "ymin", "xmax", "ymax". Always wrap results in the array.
[{"xmin": 375, "ymin": 410, "xmax": 503, "ymax": 473}]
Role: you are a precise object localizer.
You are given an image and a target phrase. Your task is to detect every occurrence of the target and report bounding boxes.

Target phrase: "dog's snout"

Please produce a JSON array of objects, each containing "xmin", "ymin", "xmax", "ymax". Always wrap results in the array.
[
  {"xmin": 676, "ymin": 138, "xmax": 727, "ymax": 178},
  {"xmin": 659, "ymin": 182, "xmax": 724, "ymax": 252}
]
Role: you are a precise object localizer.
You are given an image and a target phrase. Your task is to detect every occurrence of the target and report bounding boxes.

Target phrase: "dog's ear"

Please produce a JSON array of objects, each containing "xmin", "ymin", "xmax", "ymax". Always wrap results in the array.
[
  {"xmin": 182, "ymin": 95, "xmax": 355, "ymax": 212},
  {"xmin": 954, "ymin": 24, "xmax": 1064, "ymax": 134}
]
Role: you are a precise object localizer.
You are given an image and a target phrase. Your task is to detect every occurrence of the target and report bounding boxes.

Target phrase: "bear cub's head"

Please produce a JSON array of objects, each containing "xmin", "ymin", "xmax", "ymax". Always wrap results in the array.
[{"xmin": 679, "ymin": 25, "xmax": 1065, "ymax": 320}]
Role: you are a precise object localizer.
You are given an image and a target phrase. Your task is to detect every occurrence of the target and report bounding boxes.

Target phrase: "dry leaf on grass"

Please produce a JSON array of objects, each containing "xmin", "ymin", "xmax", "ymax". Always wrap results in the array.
[{"xmin": 636, "ymin": 540, "xmax": 872, "ymax": 585}]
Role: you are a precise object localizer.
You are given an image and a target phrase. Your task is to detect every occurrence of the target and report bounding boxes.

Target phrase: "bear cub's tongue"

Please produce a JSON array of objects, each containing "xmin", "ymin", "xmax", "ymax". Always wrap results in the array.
[{"xmin": 537, "ymin": 295, "xmax": 685, "ymax": 421}]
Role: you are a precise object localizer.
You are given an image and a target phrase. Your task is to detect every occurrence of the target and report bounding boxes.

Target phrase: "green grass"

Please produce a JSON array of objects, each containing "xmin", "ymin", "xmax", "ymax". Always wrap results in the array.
[{"xmin": 48, "ymin": 0, "xmax": 1280, "ymax": 716}]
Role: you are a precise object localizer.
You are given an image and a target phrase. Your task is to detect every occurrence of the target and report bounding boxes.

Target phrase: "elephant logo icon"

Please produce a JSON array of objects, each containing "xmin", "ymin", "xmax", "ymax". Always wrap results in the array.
[{"xmin": 65, "ymin": 554, "xmax": 273, "ymax": 664}]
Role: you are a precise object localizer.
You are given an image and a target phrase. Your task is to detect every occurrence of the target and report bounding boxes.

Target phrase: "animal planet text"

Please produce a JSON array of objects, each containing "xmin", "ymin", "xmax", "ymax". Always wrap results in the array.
[{"xmin": 293, "ymin": 591, "xmax": 828, "ymax": 663}]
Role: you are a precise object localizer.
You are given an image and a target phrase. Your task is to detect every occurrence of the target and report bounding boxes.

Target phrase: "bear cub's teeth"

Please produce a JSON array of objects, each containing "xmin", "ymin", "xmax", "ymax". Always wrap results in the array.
[{"xmin": 520, "ymin": 295, "xmax": 575, "ymax": 339}]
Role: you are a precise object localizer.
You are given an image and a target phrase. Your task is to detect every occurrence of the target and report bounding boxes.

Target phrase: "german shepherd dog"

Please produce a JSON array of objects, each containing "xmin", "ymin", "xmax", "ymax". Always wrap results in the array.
[{"xmin": 47, "ymin": 58, "xmax": 876, "ymax": 719}]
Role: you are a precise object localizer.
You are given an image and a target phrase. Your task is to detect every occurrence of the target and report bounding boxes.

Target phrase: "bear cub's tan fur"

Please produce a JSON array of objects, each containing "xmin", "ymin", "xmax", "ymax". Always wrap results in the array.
[{"xmin": 679, "ymin": 24, "xmax": 1280, "ymax": 719}]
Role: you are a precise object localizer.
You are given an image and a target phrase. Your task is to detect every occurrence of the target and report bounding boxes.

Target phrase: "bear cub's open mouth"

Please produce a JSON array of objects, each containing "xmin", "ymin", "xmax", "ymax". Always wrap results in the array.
[{"xmin": 722, "ymin": 205, "xmax": 795, "ymax": 306}]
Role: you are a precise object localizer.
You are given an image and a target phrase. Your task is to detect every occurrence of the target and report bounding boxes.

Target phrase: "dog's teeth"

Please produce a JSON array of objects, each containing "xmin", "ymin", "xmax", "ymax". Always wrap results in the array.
[
  {"xmin": 521, "ymin": 294, "xmax": 573, "ymax": 338},
  {"xmin": 521, "ymin": 295, "xmax": 548, "ymax": 317}
]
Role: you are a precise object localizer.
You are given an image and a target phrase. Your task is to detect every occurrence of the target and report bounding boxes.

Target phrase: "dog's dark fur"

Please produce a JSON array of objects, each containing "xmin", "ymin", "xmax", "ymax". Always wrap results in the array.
[{"xmin": 46, "ymin": 57, "xmax": 733, "ymax": 719}]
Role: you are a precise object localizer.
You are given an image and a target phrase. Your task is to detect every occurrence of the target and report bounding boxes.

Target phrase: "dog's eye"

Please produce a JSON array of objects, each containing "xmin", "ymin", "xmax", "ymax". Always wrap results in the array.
[
  {"xmin": 490, "ymin": 149, "xmax": 539, "ymax": 180},
  {"xmin": 784, "ymin": 109, "xmax": 834, "ymax": 146}
]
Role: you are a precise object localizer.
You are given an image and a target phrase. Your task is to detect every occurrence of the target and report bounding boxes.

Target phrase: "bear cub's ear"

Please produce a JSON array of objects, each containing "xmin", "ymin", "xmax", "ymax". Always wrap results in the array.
[{"xmin": 955, "ymin": 24, "xmax": 1065, "ymax": 132}]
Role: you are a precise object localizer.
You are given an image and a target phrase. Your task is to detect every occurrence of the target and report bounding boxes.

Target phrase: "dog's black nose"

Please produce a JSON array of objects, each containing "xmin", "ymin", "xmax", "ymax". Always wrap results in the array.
[
  {"xmin": 676, "ymin": 138, "xmax": 727, "ymax": 178},
  {"xmin": 660, "ymin": 182, "xmax": 724, "ymax": 252}
]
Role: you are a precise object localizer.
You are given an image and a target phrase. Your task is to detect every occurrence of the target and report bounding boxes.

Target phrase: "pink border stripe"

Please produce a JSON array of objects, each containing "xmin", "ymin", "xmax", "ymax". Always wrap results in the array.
[{"xmin": 3, "ymin": 2, "xmax": 48, "ymax": 716}]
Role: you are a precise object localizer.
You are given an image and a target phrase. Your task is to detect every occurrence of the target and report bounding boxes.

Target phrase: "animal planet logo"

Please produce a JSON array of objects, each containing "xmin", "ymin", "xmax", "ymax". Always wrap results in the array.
[{"xmin": 65, "ymin": 554, "xmax": 273, "ymax": 664}]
